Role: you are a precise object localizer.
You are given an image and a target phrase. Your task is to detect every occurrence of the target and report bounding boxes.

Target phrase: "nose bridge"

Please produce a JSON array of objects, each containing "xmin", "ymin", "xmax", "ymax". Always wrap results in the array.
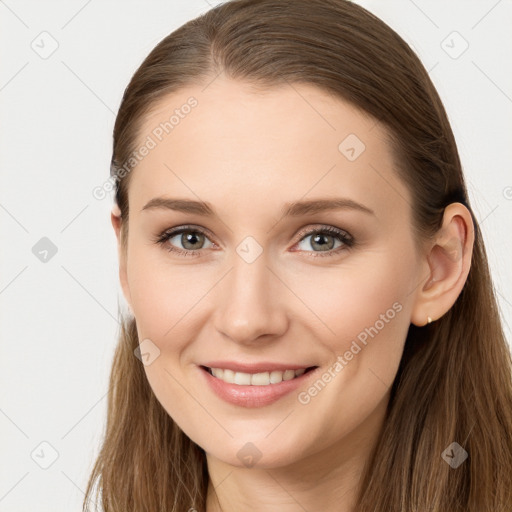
[
  {"xmin": 231, "ymin": 249, "xmax": 269, "ymax": 306},
  {"xmin": 213, "ymin": 244, "xmax": 287, "ymax": 344}
]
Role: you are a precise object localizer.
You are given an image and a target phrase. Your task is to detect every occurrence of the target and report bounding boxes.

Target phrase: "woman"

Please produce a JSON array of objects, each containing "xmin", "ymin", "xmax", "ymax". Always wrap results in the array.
[{"xmin": 84, "ymin": 0, "xmax": 512, "ymax": 510}]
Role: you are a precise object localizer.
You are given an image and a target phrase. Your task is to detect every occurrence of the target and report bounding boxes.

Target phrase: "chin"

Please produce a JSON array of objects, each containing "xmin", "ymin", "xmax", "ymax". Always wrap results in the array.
[{"xmin": 203, "ymin": 433, "xmax": 310, "ymax": 470}]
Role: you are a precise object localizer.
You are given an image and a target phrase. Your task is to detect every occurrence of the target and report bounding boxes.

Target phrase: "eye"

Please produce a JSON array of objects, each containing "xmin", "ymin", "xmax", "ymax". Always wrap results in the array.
[
  {"xmin": 154, "ymin": 225, "xmax": 214, "ymax": 256},
  {"xmin": 154, "ymin": 224, "xmax": 354, "ymax": 258},
  {"xmin": 293, "ymin": 225, "xmax": 354, "ymax": 257}
]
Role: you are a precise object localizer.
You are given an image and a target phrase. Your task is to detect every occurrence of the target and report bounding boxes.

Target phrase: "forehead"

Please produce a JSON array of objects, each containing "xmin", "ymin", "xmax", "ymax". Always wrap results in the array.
[{"xmin": 129, "ymin": 78, "xmax": 410, "ymax": 221}]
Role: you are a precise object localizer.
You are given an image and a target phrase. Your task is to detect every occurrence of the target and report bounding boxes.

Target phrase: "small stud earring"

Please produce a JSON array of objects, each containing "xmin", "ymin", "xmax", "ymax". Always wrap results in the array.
[{"xmin": 427, "ymin": 316, "xmax": 433, "ymax": 324}]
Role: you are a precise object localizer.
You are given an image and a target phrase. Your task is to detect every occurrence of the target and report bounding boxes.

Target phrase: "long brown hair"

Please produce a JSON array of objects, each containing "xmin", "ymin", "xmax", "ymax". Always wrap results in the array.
[{"xmin": 84, "ymin": 1, "xmax": 512, "ymax": 510}]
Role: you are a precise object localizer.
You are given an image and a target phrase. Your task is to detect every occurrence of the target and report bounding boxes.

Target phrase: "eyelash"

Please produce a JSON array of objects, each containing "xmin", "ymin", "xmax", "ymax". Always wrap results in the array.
[{"xmin": 153, "ymin": 224, "xmax": 355, "ymax": 259}]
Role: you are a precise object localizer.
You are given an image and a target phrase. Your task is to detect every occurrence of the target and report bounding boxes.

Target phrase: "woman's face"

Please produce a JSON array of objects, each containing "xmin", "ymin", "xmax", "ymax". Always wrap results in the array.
[{"xmin": 116, "ymin": 78, "xmax": 427, "ymax": 468}]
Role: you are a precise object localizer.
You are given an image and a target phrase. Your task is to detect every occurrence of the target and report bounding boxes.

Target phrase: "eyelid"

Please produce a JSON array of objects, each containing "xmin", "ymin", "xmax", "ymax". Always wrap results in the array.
[{"xmin": 294, "ymin": 224, "xmax": 353, "ymax": 243}]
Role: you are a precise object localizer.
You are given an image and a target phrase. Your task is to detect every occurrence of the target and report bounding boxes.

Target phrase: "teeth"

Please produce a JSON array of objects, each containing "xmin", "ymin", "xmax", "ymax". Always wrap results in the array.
[{"xmin": 209, "ymin": 367, "xmax": 308, "ymax": 386}]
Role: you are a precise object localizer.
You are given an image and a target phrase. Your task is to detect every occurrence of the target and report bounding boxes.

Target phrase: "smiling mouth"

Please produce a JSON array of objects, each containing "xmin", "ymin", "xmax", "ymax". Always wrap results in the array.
[{"xmin": 201, "ymin": 365, "xmax": 317, "ymax": 386}]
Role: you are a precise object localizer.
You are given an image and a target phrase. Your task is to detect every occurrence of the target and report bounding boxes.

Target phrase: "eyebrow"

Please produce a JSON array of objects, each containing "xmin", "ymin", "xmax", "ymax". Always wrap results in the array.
[{"xmin": 141, "ymin": 197, "xmax": 375, "ymax": 217}]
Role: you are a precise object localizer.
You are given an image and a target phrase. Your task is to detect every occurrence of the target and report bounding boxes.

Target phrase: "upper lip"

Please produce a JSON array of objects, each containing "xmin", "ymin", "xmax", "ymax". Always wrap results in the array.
[{"xmin": 201, "ymin": 361, "xmax": 317, "ymax": 373}]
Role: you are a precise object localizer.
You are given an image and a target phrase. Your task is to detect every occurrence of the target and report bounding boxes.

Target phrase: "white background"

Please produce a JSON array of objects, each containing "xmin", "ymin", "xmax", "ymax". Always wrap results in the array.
[{"xmin": 1, "ymin": 1, "xmax": 511, "ymax": 510}]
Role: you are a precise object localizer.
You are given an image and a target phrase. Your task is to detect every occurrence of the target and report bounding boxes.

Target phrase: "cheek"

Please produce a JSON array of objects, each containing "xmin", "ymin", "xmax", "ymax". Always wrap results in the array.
[
  {"xmin": 287, "ymin": 248, "xmax": 415, "ymax": 445},
  {"xmin": 126, "ymin": 244, "xmax": 211, "ymax": 342},
  {"xmin": 292, "ymin": 249, "xmax": 414, "ymax": 346}
]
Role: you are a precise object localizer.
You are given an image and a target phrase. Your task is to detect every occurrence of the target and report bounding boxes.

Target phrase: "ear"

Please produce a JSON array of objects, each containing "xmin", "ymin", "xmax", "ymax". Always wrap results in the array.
[
  {"xmin": 111, "ymin": 204, "xmax": 133, "ymax": 314},
  {"xmin": 410, "ymin": 202, "xmax": 475, "ymax": 327}
]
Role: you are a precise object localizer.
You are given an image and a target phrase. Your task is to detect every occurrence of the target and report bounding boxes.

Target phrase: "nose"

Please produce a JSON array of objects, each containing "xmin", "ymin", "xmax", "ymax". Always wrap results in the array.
[{"xmin": 213, "ymin": 250, "xmax": 289, "ymax": 346}]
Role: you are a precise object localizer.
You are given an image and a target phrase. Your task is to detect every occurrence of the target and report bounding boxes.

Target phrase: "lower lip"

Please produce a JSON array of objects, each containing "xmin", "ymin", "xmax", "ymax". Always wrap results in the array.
[{"xmin": 199, "ymin": 366, "xmax": 318, "ymax": 408}]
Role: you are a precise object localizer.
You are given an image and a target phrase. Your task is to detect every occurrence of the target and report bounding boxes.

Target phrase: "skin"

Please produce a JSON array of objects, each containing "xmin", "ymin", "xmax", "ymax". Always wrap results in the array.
[{"xmin": 111, "ymin": 76, "xmax": 474, "ymax": 512}]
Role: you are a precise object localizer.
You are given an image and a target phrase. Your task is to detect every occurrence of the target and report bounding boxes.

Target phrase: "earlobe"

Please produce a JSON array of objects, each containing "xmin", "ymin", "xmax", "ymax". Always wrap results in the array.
[{"xmin": 411, "ymin": 203, "xmax": 474, "ymax": 327}]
